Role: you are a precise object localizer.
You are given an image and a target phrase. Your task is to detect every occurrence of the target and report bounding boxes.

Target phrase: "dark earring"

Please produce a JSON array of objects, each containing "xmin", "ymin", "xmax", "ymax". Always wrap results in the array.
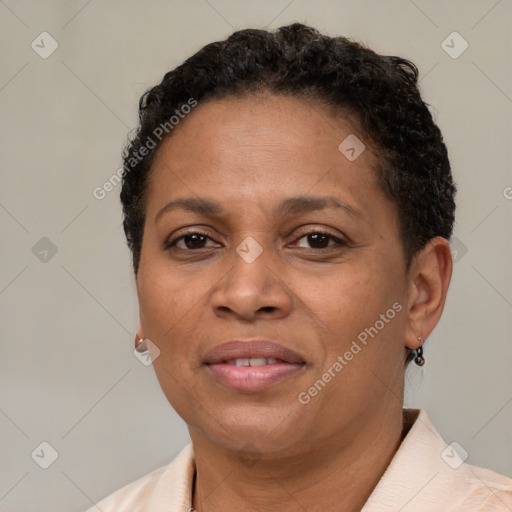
[{"xmin": 414, "ymin": 336, "xmax": 425, "ymax": 366}]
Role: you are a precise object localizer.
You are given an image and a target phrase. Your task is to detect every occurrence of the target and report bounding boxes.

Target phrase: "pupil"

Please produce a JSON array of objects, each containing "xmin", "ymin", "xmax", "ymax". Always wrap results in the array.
[
  {"xmin": 185, "ymin": 234, "xmax": 205, "ymax": 249},
  {"xmin": 309, "ymin": 233, "xmax": 329, "ymax": 248}
]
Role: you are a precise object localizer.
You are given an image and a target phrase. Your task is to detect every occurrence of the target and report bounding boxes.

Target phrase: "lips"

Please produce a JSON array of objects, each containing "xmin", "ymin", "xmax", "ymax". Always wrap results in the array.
[
  {"xmin": 203, "ymin": 340, "xmax": 304, "ymax": 365},
  {"xmin": 203, "ymin": 340, "xmax": 306, "ymax": 392}
]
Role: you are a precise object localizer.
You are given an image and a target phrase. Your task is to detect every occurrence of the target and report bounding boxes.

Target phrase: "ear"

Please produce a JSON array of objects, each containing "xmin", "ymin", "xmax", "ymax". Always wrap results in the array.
[
  {"xmin": 404, "ymin": 236, "xmax": 453, "ymax": 350},
  {"xmin": 135, "ymin": 322, "xmax": 148, "ymax": 352}
]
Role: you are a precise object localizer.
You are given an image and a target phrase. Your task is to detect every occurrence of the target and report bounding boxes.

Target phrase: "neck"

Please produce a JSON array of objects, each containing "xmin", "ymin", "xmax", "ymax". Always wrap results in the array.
[{"xmin": 191, "ymin": 404, "xmax": 411, "ymax": 512}]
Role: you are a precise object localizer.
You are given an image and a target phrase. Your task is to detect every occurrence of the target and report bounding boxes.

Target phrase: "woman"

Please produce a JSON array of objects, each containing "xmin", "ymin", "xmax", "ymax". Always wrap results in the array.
[{"xmin": 88, "ymin": 23, "xmax": 512, "ymax": 511}]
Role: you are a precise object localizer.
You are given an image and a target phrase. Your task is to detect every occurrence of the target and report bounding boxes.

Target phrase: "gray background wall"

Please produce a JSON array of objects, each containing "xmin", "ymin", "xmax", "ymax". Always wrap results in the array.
[{"xmin": 1, "ymin": 1, "xmax": 511, "ymax": 511}]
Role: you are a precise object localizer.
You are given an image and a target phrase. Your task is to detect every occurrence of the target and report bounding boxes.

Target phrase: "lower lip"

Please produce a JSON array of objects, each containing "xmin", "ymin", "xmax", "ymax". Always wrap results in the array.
[{"xmin": 206, "ymin": 362, "xmax": 305, "ymax": 392}]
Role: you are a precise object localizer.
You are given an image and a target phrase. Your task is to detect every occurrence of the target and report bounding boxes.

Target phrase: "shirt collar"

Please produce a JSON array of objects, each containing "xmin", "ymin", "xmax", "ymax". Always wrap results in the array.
[{"xmin": 363, "ymin": 408, "xmax": 454, "ymax": 511}]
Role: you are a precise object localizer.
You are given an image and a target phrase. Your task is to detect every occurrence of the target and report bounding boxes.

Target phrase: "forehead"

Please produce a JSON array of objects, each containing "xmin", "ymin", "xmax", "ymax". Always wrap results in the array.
[
  {"xmin": 148, "ymin": 94, "xmax": 378, "ymax": 196},
  {"xmin": 164, "ymin": 94, "xmax": 363, "ymax": 152}
]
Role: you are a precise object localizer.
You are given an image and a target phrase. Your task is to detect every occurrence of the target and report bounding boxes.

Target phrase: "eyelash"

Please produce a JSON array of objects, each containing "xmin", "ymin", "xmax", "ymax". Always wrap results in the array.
[{"xmin": 166, "ymin": 229, "xmax": 348, "ymax": 252}]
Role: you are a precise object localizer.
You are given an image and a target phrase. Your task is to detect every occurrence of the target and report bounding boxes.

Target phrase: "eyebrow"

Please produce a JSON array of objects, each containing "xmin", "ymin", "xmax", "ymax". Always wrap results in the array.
[{"xmin": 154, "ymin": 195, "xmax": 361, "ymax": 224}]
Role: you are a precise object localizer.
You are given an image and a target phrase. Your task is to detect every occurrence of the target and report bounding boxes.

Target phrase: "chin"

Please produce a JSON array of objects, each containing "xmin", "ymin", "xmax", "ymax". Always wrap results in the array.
[{"xmin": 191, "ymin": 406, "xmax": 302, "ymax": 451}]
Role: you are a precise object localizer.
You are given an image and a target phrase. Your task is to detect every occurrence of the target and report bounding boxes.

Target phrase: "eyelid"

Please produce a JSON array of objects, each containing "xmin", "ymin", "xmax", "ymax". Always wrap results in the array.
[
  {"xmin": 166, "ymin": 226, "xmax": 349, "ymax": 252},
  {"xmin": 290, "ymin": 224, "xmax": 349, "ymax": 241},
  {"xmin": 290, "ymin": 228, "xmax": 349, "ymax": 248},
  {"xmin": 165, "ymin": 229, "xmax": 220, "ymax": 249}
]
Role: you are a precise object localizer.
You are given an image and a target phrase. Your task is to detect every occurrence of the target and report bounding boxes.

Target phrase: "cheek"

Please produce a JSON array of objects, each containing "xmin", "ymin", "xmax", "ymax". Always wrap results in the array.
[
  {"xmin": 137, "ymin": 246, "xmax": 208, "ymax": 327},
  {"xmin": 305, "ymin": 270, "xmax": 378, "ymax": 327},
  {"xmin": 136, "ymin": 255, "xmax": 225, "ymax": 376},
  {"xmin": 309, "ymin": 263, "xmax": 405, "ymax": 357},
  {"xmin": 136, "ymin": 265, "xmax": 204, "ymax": 409}
]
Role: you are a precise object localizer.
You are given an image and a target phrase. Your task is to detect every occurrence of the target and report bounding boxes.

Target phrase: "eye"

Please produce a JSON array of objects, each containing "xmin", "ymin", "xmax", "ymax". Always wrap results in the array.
[
  {"xmin": 165, "ymin": 229, "xmax": 347, "ymax": 253},
  {"xmin": 166, "ymin": 231, "xmax": 221, "ymax": 251},
  {"xmin": 291, "ymin": 230, "xmax": 347, "ymax": 250}
]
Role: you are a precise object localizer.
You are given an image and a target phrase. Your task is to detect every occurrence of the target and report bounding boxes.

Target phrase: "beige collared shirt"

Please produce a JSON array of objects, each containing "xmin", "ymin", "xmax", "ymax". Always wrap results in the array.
[{"xmin": 87, "ymin": 410, "xmax": 512, "ymax": 511}]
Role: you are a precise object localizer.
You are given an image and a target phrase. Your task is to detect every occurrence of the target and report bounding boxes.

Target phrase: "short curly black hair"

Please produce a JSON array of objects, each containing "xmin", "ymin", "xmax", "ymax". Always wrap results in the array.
[{"xmin": 121, "ymin": 23, "xmax": 456, "ymax": 279}]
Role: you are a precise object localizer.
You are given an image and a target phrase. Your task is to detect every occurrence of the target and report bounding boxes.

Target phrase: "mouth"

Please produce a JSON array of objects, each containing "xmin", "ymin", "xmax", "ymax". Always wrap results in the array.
[
  {"xmin": 225, "ymin": 357, "xmax": 281, "ymax": 366},
  {"xmin": 203, "ymin": 340, "xmax": 306, "ymax": 392}
]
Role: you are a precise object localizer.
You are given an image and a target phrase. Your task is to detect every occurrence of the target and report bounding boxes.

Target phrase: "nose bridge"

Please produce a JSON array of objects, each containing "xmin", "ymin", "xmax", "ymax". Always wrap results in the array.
[
  {"xmin": 235, "ymin": 235, "xmax": 266, "ymax": 265},
  {"xmin": 211, "ymin": 234, "xmax": 291, "ymax": 318},
  {"xmin": 229, "ymin": 234, "xmax": 277, "ymax": 296}
]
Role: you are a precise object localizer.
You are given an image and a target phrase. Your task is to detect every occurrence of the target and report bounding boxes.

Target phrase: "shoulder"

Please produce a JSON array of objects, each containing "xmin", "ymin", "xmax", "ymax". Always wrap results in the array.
[
  {"xmin": 411, "ymin": 410, "xmax": 512, "ymax": 511},
  {"xmin": 453, "ymin": 463, "xmax": 512, "ymax": 511},
  {"xmin": 85, "ymin": 465, "xmax": 168, "ymax": 512},
  {"xmin": 364, "ymin": 410, "xmax": 512, "ymax": 512},
  {"xmin": 84, "ymin": 443, "xmax": 194, "ymax": 512}
]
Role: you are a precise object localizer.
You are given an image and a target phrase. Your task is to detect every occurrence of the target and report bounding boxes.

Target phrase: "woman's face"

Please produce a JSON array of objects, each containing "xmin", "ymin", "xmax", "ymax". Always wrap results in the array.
[{"xmin": 136, "ymin": 94, "xmax": 412, "ymax": 456}]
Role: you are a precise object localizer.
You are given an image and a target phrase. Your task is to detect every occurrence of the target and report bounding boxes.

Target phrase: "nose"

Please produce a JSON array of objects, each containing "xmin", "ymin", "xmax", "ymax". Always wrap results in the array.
[{"xmin": 210, "ymin": 241, "xmax": 293, "ymax": 321}]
